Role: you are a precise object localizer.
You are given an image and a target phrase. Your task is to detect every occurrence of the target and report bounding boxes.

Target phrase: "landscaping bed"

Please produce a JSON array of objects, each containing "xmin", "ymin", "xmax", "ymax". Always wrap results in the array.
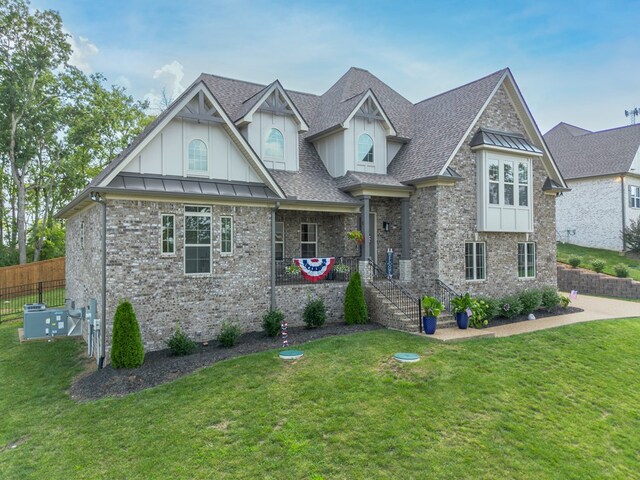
[
  {"xmin": 70, "ymin": 322, "xmax": 382, "ymax": 402},
  {"xmin": 485, "ymin": 305, "xmax": 583, "ymax": 328}
]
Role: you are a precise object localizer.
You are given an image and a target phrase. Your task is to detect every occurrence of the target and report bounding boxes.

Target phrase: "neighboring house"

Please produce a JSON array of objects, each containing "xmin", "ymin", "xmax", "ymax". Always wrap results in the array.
[
  {"xmin": 57, "ymin": 66, "xmax": 567, "ymax": 361},
  {"xmin": 545, "ymin": 122, "xmax": 640, "ymax": 251}
]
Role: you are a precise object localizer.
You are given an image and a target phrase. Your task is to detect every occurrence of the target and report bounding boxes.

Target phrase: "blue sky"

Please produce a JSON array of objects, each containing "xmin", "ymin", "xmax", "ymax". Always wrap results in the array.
[{"xmin": 33, "ymin": 0, "xmax": 640, "ymax": 133}]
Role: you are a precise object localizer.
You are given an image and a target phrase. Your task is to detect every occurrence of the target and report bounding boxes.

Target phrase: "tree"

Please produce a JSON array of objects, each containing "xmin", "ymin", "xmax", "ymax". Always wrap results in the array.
[
  {"xmin": 344, "ymin": 271, "xmax": 368, "ymax": 324},
  {"xmin": 622, "ymin": 219, "xmax": 640, "ymax": 253},
  {"xmin": 0, "ymin": 0, "xmax": 70, "ymax": 264},
  {"xmin": 110, "ymin": 300, "xmax": 144, "ymax": 368}
]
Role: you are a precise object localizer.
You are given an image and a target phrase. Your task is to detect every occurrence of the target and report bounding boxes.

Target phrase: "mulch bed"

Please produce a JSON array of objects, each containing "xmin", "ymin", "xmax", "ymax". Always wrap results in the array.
[
  {"xmin": 486, "ymin": 306, "xmax": 583, "ymax": 328},
  {"xmin": 70, "ymin": 323, "xmax": 383, "ymax": 402}
]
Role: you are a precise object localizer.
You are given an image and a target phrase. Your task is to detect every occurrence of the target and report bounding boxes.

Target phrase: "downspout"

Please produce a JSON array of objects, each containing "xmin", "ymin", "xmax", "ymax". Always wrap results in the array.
[
  {"xmin": 270, "ymin": 202, "xmax": 280, "ymax": 311},
  {"xmin": 90, "ymin": 192, "xmax": 107, "ymax": 368},
  {"xmin": 621, "ymin": 175, "xmax": 627, "ymax": 251}
]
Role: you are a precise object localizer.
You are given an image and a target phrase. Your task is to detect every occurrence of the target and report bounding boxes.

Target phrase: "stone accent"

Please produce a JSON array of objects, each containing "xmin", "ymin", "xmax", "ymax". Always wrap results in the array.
[
  {"xmin": 365, "ymin": 286, "xmax": 420, "ymax": 332},
  {"xmin": 369, "ymin": 197, "xmax": 403, "ymax": 266},
  {"xmin": 410, "ymin": 86, "xmax": 558, "ymax": 298},
  {"xmin": 65, "ymin": 203, "xmax": 103, "ymax": 341},
  {"xmin": 557, "ymin": 264, "xmax": 640, "ymax": 299},
  {"xmin": 275, "ymin": 282, "xmax": 346, "ymax": 326},
  {"xmin": 359, "ymin": 260, "xmax": 372, "ymax": 281},
  {"xmin": 399, "ymin": 259, "xmax": 412, "ymax": 282}
]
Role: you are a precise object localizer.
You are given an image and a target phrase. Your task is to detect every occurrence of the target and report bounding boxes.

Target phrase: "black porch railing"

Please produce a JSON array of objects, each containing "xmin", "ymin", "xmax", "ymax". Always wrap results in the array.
[
  {"xmin": 431, "ymin": 279, "xmax": 458, "ymax": 313},
  {"xmin": 275, "ymin": 256, "xmax": 360, "ymax": 286},
  {"xmin": 0, "ymin": 279, "xmax": 66, "ymax": 323},
  {"xmin": 368, "ymin": 260, "xmax": 422, "ymax": 332}
]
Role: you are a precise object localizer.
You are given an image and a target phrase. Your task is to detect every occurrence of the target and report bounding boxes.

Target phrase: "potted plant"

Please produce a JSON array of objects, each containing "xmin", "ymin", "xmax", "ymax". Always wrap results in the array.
[
  {"xmin": 451, "ymin": 293, "xmax": 473, "ymax": 329},
  {"xmin": 421, "ymin": 296, "xmax": 443, "ymax": 335},
  {"xmin": 347, "ymin": 230, "xmax": 365, "ymax": 245},
  {"xmin": 333, "ymin": 262, "xmax": 350, "ymax": 281}
]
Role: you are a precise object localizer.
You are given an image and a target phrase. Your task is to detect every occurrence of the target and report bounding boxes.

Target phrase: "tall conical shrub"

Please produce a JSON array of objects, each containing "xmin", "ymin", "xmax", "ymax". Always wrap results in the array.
[
  {"xmin": 110, "ymin": 300, "xmax": 144, "ymax": 368},
  {"xmin": 344, "ymin": 271, "xmax": 368, "ymax": 324}
]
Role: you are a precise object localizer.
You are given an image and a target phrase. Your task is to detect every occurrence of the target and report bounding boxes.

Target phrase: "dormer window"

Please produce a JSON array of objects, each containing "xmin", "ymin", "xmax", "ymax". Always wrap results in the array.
[
  {"xmin": 265, "ymin": 128, "xmax": 284, "ymax": 161},
  {"xmin": 358, "ymin": 134, "xmax": 374, "ymax": 163},
  {"xmin": 188, "ymin": 139, "xmax": 208, "ymax": 174}
]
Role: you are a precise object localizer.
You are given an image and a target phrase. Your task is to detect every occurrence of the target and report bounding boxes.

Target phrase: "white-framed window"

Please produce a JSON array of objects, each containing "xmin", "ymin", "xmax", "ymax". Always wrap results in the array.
[
  {"xmin": 220, "ymin": 216, "xmax": 233, "ymax": 255},
  {"xmin": 188, "ymin": 139, "xmax": 208, "ymax": 173},
  {"xmin": 161, "ymin": 214, "xmax": 175, "ymax": 255},
  {"xmin": 629, "ymin": 185, "xmax": 640, "ymax": 209},
  {"xmin": 300, "ymin": 223, "xmax": 317, "ymax": 258},
  {"xmin": 518, "ymin": 242, "xmax": 536, "ymax": 279},
  {"xmin": 478, "ymin": 151, "xmax": 532, "ymax": 232},
  {"xmin": 465, "ymin": 242, "xmax": 486, "ymax": 281},
  {"xmin": 275, "ymin": 221, "xmax": 284, "ymax": 261},
  {"xmin": 358, "ymin": 134, "xmax": 374, "ymax": 163},
  {"xmin": 80, "ymin": 220, "xmax": 85, "ymax": 249},
  {"xmin": 265, "ymin": 128, "xmax": 284, "ymax": 161},
  {"xmin": 184, "ymin": 206, "xmax": 211, "ymax": 274}
]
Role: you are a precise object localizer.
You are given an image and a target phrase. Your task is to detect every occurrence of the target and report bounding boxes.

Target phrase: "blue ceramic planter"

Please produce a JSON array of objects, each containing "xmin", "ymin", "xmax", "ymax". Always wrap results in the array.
[
  {"xmin": 455, "ymin": 312, "xmax": 469, "ymax": 329},
  {"xmin": 422, "ymin": 315, "xmax": 437, "ymax": 334}
]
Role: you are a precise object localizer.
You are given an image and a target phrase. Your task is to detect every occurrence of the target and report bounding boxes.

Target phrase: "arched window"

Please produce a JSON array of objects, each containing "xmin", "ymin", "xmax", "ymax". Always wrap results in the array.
[
  {"xmin": 265, "ymin": 128, "xmax": 284, "ymax": 161},
  {"xmin": 358, "ymin": 134, "xmax": 374, "ymax": 162},
  {"xmin": 188, "ymin": 139, "xmax": 208, "ymax": 173}
]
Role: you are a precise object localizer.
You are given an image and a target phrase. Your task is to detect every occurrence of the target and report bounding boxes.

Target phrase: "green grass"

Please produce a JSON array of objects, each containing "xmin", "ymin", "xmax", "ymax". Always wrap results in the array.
[
  {"xmin": 557, "ymin": 243, "xmax": 640, "ymax": 280},
  {"xmin": 2, "ymin": 319, "xmax": 640, "ymax": 479}
]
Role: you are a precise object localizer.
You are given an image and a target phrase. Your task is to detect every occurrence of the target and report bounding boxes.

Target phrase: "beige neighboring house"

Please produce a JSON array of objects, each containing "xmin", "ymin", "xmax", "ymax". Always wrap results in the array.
[
  {"xmin": 57, "ymin": 66, "xmax": 567, "ymax": 362},
  {"xmin": 545, "ymin": 122, "xmax": 640, "ymax": 251}
]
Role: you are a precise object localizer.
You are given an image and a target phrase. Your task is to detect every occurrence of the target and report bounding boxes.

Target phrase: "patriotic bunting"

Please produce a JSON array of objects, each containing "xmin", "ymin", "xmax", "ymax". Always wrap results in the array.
[{"xmin": 293, "ymin": 257, "xmax": 335, "ymax": 283}]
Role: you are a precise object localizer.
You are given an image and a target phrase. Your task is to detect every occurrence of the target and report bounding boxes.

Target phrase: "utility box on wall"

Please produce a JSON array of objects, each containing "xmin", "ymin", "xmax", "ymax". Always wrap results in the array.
[{"xmin": 23, "ymin": 307, "xmax": 69, "ymax": 340}]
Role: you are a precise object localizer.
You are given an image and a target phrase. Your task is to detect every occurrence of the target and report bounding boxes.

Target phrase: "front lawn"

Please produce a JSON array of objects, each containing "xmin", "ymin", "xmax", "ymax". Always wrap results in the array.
[
  {"xmin": 1, "ymin": 319, "xmax": 639, "ymax": 479},
  {"xmin": 557, "ymin": 242, "xmax": 640, "ymax": 281}
]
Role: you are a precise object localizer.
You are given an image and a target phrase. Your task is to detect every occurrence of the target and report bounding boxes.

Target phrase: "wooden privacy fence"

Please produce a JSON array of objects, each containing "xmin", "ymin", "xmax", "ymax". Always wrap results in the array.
[{"xmin": 0, "ymin": 257, "xmax": 65, "ymax": 289}]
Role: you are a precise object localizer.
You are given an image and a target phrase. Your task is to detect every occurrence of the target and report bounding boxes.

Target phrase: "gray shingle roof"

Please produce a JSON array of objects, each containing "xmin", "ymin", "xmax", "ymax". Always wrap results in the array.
[
  {"xmin": 388, "ymin": 69, "xmax": 507, "ymax": 183},
  {"xmin": 544, "ymin": 122, "xmax": 640, "ymax": 179},
  {"xmin": 335, "ymin": 171, "xmax": 407, "ymax": 190}
]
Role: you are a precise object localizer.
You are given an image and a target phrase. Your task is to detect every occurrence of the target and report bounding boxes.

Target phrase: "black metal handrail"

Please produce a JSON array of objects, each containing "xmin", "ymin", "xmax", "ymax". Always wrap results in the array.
[
  {"xmin": 368, "ymin": 259, "xmax": 422, "ymax": 332},
  {"xmin": 275, "ymin": 256, "xmax": 359, "ymax": 286},
  {"xmin": 0, "ymin": 279, "xmax": 66, "ymax": 323},
  {"xmin": 432, "ymin": 279, "xmax": 458, "ymax": 313}
]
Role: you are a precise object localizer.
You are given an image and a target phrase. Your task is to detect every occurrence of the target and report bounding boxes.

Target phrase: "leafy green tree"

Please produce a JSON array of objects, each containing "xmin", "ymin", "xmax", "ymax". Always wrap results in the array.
[
  {"xmin": 622, "ymin": 219, "xmax": 640, "ymax": 253},
  {"xmin": 110, "ymin": 300, "xmax": 144, "ymax": 368},
  {"xmin": 344, "ymin": 271, "xmax": 368, "ymax": 324}
]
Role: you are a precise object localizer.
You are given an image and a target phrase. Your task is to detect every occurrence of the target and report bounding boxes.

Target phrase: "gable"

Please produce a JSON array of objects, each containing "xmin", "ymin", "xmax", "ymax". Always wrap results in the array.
[
  {"xmin": 96, "ymin": 82, "xmax": 285, "ymax": 198},
  {"xmin": 235, "ymin": 81, "xmax": 309, "ymax": 132}
]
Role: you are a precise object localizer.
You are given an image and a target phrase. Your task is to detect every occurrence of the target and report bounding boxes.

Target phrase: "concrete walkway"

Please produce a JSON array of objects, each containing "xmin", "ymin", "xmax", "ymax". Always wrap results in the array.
[{"xmin": 428, "ymin": 293, "xmax": 640, "ymax": 342}]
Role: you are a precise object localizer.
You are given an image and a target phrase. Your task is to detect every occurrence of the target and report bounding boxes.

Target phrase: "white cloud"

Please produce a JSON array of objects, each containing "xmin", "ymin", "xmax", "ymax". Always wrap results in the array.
[
  {"xmin": 67, "ymin": 32, "xmax": 99, "ymax": 73},
  {"xmin": 153, "ymin": 60, "xmax": 186, "ymax": 100}
]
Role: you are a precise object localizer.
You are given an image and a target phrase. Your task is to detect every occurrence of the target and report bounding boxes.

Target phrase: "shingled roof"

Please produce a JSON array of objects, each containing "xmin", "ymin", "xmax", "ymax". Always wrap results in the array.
[{"xmin": 544, "ymin": 122, "xmax": 640, "ymax": 179}]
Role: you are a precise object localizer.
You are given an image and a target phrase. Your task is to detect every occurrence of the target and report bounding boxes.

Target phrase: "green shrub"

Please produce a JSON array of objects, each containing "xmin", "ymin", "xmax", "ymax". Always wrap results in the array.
[
  {"xmin": 469, "ymin": 298, "xmax": 491, "ymax": 328},
  {"xmin": 614, "ymin": 263, "xmax": 630, "ymax": 278},
  {"xmin": 344, "ymin": 272, "xmax": 368, "ymax": 324},
  {"xmin": 518, "ymin": 289, "xmax": 542, "ymax": 314},
  {"xmin": 592, "ymin": 259, "xmax": 606, "ymax": 273},
  {"xmin": 110, "ymin": 300, "xmax": 144, "ymax": 368},
  {"xmin": 262, "ymin": 309, "xmax": 284, "ymax": 337},
  {"xmin": 559, "ymin": 295, "xmax": 571, "ymax": 309},
  {"xmin": 499, "ymin": 295, "xmax": 522, "ymax": 319},
  {"xmin": 166, "ymin": 327, "xmax": 197, "ymax": 356},
  {"xmin": 304, "ymin": 298, "xmax": 326, "ymax": 328},
  {"xmin": 568, "ymin": 256, "xmax": 581, "ymax": 268},
  {"xmin": 622, "ymin": 218, "xmax": 640, "ymax": 253},
  {"xmin": 541, "ymin": 287, "xmax": 561, "ymax": 310},
  {"xmin": 217, "ymin": 321, "xmax": 242, "ymax": 347}
]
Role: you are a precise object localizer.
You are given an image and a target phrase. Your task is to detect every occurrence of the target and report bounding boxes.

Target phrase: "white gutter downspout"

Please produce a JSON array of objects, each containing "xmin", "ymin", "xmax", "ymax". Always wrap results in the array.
[
  {"xmin": 90, "ymin": 192, "xmax": 107, "ymax": 368},
  {"xmin": 270, "ymin": 202, "xmax": 280, "ymax": 311},
  {"xmin": 621, "ymin": 175, "xmax": 627, "ymax": 251}
]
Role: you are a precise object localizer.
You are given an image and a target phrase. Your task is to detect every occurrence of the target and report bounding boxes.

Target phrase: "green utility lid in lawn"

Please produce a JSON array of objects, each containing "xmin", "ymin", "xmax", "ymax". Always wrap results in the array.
[
  {"xmin": 279, "ymin": 350, "xmax": 303, "ymax": 360},
  {"xmin": 393, "ymin": 352, "xmax": 420, "ymax": 363}
]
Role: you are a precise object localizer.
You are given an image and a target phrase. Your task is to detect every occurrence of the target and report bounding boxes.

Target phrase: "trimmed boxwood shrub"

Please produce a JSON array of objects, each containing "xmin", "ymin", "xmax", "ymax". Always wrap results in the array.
[
  {"xmin": 344, "ymin": 271, "xmax": 368, "ymax": 324},
  {"xmin": 166, "ymin": 327, "xmax": 197, "ymax": 356},
  {"xmin": 218, "ymin": 321, "xmax": 242, "ymax": 347},
  {"xmin": 304, "ymin": 298, "xmax": 326, "ymax": 328},
  {"xmin": 614, "ymin": 263, "xmax": 630, "ymax": 278},
  {"xmin": 110, "ymin": 300, "xmax": 144, "ymax": 368},
  {"xmin": 541, "ymin": 287, "xmax": 561, "ymax": 310},
  {"xmin": 262, "ymin": 309, "xmax": 285, "ymax": 337},
  {"xmin": 498, "ymin": 295, "xmax": 522, "ymax": 319},
  {"xmin": 568, "ymin": 256, "xmax": 581, "ymax": 268},
  {"xmin": 592, "ymin": 259, "xmax": 606, "ymax": 273},
  {"xmin": 518, "ymin": 289, "xmax": 542, "ymax": 314}
]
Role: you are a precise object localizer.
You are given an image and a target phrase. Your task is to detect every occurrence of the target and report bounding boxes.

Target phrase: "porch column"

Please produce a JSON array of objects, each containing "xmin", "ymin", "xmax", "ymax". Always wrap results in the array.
[
  {"xmin": 400, "ymin": 197, "xmax": 412, "ymax": 283},
  {"xmin": 361, "ymin": 196, "xmax": 370, "ymax": 261}
]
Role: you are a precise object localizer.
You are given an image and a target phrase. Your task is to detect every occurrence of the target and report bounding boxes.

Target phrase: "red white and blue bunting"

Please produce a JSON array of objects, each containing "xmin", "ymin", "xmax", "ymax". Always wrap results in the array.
[{"xmin": 294, "ymin": 257, "xmax": 335, "ymax": 283}]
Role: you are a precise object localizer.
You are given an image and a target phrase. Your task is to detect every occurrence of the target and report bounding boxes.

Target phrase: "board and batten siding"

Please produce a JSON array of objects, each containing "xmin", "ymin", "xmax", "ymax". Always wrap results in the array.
[
  {"xmin": 314, "ymin": 132, "xmax": 345, "ymax": 177},
  {"xmin": 246, "ymin": 111, "xmax": 299, "ymax": 171},
  {"xmin": 344, "ymin": 116, "xmax": 387, "ymax": 175},
  {"xmin": 122, "ymin": 118, "xmax": 262, "ymax": 183}
]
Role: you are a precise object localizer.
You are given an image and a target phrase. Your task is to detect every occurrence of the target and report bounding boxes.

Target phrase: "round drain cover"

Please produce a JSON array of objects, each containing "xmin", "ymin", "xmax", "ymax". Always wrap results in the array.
[
  {"xmin": 279, "ymin": 350, "xmax": 304, "ymax": 360},
  {"xmin": 393, "ymin": 352, "xmax": 420, "ymax": 363}
]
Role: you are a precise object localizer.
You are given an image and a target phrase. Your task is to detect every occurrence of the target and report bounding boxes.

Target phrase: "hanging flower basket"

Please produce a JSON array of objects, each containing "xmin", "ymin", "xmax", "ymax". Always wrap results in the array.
[{"xmin": 347, "ymin": 230, "xmax": 365, "ymax": 245}]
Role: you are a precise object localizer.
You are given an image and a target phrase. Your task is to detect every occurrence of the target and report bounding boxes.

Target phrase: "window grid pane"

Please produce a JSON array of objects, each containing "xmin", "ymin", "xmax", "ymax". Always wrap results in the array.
[
  {"xmin": 275, "ymin": 222, "xmax": 284, "ymax": 261},
  {"xmin": 185, "ymin": 206, "xmax": 211, "ymax": 274},
  {"xmin": 188, "ymin": 140, "xmax": 208, "ymax": 172},
  {"xmin": 358, "ymin": 134, "xmax": 374, "ymax": 162},
  {"xmin": 162, "ymin": 215, "xmax": 174, "ymax": 254},
  {"xmin": 221, "ymin": 217, "xmax": 233, "ymax": 254},
  {"xmin": 465, "ymin": 242, "xmax": 486, "ymax": 280},
  {"xmin": 265, "ymin": 128, "xmax": 284, "ymax": 160},
  {"xmin": 301, "ymin": 223, "xmax": 317, "ymax": 258}
]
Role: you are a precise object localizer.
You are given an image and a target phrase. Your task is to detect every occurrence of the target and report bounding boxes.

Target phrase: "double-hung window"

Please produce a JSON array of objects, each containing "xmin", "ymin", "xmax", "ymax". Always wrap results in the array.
[
  {"xmin": 629, "ymin": 185, "xmax": 640, "ymax": 209},
  {"xmin": 220, "ymin": 216, "xmax": 233, "ymax": 255},
  {"xmin": 161, "ymin": 214, "xmax": 175, "ymax": 255},
  {"xmin": 275, "ymin": 222, "xmax": 284, "ymax": 260},
  {"xmin": 184, "ymin": 206, "xmax": 211, "ymax": 274},
  {"xmin": 301, "ymin": 223, "xmax": 317, "ymax": 258},
  {"xmin": 518, "ymin": 242, "xmax": 536, "ymax": 279},
  {"xmin": 465, "ymin": 242, "xmax": 486, "ymax": 281}
]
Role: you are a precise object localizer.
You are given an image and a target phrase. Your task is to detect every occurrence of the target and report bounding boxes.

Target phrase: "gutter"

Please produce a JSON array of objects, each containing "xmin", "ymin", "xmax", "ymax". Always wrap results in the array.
[
  {"xmin": 90, "ymin": 192, "xmax": 107, "ymax": 368},
  {"xmin": 270, "ymin": 202, "xmax": 280, "ymax": 311}
]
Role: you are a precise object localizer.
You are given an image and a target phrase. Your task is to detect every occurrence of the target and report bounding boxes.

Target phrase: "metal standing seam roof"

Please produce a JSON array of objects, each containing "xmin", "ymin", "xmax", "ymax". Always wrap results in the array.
[{"xmin": 470, "ymin": 128, "xmax": 543, "ymax": 154}]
